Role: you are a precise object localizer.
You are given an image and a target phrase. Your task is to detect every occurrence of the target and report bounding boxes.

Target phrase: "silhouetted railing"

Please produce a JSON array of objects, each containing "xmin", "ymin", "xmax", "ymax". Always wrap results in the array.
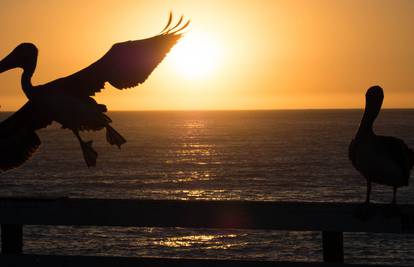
[{"xmin": 1, "ymin": 198, "xmax": 413, "ymax": 267}]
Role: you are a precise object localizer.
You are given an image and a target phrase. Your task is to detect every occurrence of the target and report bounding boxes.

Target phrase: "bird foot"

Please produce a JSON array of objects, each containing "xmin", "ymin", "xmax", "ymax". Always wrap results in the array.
[{"xmin": 106, "ymin": 125, "xmax": 126, "ymax": 149}]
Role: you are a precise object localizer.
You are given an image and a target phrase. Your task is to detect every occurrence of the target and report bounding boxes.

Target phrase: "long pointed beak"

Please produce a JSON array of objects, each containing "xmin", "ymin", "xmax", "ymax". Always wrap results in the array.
[
  {"xmin": 0, "ymin": 53, "xmax": 16, "ymax": 74},
  {"xmin": 0, "ymin": 59, "xmax": 8, "ymax": 73}
]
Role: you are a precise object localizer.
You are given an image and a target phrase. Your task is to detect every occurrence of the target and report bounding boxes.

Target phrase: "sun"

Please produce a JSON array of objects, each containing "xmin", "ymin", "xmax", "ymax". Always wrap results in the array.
[{"xmin": 168, "ymin": 32, "xmax": 222, "ymax": 80}]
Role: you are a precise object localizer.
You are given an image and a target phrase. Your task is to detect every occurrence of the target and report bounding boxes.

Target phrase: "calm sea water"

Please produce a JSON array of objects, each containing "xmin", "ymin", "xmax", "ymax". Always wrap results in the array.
[{"xmin": 1, "ymin": 110, "xmax": 414, "ymax": 265}]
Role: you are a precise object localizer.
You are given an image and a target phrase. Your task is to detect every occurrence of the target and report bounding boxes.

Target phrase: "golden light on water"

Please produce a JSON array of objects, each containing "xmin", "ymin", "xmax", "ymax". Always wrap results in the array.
[
  {"xmin": 156, "ymin": 234, "xmax": 238, "ymax": 249},
  {"xmin": 168, "ymin": 32, "xmax": 223, "ymax": 80}
]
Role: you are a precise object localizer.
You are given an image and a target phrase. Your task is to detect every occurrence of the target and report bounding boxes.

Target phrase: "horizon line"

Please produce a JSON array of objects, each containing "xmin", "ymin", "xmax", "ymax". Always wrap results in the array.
[{"xmin": 2, "ymin": 107, "xmax": 414, "ymax": 112}]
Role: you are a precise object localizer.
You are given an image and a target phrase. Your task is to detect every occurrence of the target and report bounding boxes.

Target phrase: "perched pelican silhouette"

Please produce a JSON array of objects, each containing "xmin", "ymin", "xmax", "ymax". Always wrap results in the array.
[
  {"xmin": 0, "ymin": 13, "xmax": 189, "ymax": 171},
  {"xmin": 349, "ymin": 86, "xmax": 414, "ymax": 204}
]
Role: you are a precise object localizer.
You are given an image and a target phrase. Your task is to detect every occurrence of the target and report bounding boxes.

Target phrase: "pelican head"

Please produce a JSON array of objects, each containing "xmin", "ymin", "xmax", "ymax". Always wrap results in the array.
[
  {"xmin": 0, "ymin": 43, "xmax": 38, "ymax": 74},
  {"xmin": 365, "ymin": 85, "xmax": 384, "ymax": 109},
  {"xmin": 362, "ymin": 85, "xmax": 384, "ymax": 126}
]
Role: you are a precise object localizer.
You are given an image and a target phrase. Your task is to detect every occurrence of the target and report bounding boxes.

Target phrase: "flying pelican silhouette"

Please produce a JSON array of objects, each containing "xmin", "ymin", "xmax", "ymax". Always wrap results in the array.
[
  {"xmin": 0, "ymin": 13, "xmax": 189, "ymax": 171},
  {"xmin": 349, "ymin": 86, "xmax": 414, "ymax": 204}
]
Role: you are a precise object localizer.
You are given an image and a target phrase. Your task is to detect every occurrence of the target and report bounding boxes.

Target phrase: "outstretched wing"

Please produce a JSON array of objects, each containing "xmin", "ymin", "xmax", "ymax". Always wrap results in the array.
[
  {"xmin": 50, "ymin": 14, "xmax": 189, "ymax": 98},
  {"xmin": 0, "ymin": 102, "xmax": 52, "ymax": 172}
]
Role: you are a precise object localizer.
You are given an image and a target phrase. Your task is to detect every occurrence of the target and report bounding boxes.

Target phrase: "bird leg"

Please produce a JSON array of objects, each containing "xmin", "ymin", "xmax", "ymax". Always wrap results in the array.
[
  {"xmin": 391, "ymin": 186, "xmax": 397, "ymax": 205},
  {"xmin": 365, "ymin": 180, "xmax": 371, "ymax": 204},
  {"xmin": 73, "ymin": 130, "xmax": 97, "ymax": 167}
]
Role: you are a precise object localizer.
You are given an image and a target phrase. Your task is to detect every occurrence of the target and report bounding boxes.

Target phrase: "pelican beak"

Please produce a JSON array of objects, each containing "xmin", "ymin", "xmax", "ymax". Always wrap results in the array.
[
  {"xmin": 0, "ymin": 51, "xmax": 18, "ymax": 74},
  {"xmin": 0, "ymin": 58, "xmax": 8, "ymax": 73}
]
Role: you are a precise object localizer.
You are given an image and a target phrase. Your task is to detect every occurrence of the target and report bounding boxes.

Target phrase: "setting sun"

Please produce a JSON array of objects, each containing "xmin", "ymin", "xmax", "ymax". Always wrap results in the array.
[{"xmin": 168, "ymin": 32, "xmax": 223, "ymax": 80}]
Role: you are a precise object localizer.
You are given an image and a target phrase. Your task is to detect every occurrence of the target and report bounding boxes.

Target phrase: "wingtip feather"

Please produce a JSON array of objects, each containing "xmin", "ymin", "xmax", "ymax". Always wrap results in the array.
[
  {"xmin": 159, "ymin": 11, "xmax": 190, "ymax": 35},
  {"xmin": 170, "ymin": 19, "xmax": 190, "ymax": 34},
  {"xmin": 159, "ymin": 11, "xmax": 173, "ymax": 34}
]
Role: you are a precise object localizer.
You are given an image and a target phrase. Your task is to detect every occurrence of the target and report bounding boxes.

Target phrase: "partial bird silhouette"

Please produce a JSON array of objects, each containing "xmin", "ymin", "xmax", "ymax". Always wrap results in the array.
[
  {"xmin": 349, "ymin": 86, "xmax": 414, "ymax": 204},
  {"xmin": 0, "ymin": 13, "xmax": 189, "ymax": 171}
]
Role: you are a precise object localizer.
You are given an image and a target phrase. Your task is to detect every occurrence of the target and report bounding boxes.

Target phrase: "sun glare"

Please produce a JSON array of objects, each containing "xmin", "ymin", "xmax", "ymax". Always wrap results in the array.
[{"xmin": 168, "ymin": 32, "xmax": 222, "ymax": 80}]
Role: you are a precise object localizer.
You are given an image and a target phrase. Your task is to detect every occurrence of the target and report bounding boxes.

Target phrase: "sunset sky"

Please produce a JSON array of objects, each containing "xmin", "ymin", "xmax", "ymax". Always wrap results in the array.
[{"xmin": 1, "ymin": 0, "xmax": 414, "ymax": 110}]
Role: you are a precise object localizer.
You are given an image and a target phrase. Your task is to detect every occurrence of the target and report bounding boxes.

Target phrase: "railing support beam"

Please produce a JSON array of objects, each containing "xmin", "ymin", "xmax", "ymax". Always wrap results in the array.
[
  {"xmin": 322, "ymin": 231, "xmax": 343, "ymax": 263},
  {"xmin": 1, "ymin": 224, "xmax": 23, "ymax": 254}
]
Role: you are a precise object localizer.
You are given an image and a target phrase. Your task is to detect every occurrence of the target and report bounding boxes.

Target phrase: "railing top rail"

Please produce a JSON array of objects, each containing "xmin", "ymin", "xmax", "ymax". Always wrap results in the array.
[{"xmin": 0, "ymin": 198, "xmax": 413, "ymax": 233}]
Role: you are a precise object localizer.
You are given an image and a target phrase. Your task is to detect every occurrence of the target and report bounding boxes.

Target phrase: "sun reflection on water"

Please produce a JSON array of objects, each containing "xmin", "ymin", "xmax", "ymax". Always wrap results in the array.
[
  {"xmin": 183, "ymin": 120, "xmax": 206, "ymax": 129},
  {"xmin": 163, "ymin": 119, "xmax": 219, "ymax": 188},
  {"xmin": 155, "ymin": 234, "xmax": 238, "ymax": 249}
]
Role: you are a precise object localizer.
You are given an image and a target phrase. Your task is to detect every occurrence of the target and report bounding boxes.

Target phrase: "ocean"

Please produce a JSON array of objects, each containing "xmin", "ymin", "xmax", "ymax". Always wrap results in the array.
[{"xmin": 1, "ymin": 110, "xmax": 414, "ymax": 265}]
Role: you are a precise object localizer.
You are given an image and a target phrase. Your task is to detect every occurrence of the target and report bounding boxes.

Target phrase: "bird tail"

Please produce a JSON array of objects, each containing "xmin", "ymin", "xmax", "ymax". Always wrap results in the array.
[{"xmin": 106, "ymin": 125, "xmax": 126, "ymax": 148}]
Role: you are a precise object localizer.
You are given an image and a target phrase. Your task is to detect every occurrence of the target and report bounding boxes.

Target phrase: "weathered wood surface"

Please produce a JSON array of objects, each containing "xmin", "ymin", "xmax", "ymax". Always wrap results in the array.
[
  {"xmin": 0, "ymin": 198, "xmax": 414, "ymax": 233},
  {"xmin": 0, "ymin": 254, "xmax": 404, "ymax": 267}
]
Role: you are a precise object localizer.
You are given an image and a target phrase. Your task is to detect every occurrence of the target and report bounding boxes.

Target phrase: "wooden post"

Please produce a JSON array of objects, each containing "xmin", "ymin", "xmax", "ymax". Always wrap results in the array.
[
  {"xmin": 1, "ymin": 224, "xmax": 23, "ymax": 254},
  {"xmin": 322, "ymin": 231, "xmax": 343, "ymax": 263}
]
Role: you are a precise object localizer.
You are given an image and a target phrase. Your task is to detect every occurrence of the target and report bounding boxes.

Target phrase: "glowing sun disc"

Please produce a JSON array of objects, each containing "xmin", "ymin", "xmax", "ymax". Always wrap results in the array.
[{"xmin": 168, "ymin": 33, "xmax": 222, "ymax": 79}]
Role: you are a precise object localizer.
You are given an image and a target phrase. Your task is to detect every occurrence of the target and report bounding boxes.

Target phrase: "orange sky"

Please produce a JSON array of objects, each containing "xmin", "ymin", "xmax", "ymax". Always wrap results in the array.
[{"xmin": 1, "ymin": 0, "xmax": 414, "ymax": 110}]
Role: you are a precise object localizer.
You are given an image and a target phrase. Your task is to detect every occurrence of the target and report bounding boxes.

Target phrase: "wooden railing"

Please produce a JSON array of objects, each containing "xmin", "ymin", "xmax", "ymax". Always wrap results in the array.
[{"xmin": 0, "ymin": 198, "xmax": 413, "ymax": 267}]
